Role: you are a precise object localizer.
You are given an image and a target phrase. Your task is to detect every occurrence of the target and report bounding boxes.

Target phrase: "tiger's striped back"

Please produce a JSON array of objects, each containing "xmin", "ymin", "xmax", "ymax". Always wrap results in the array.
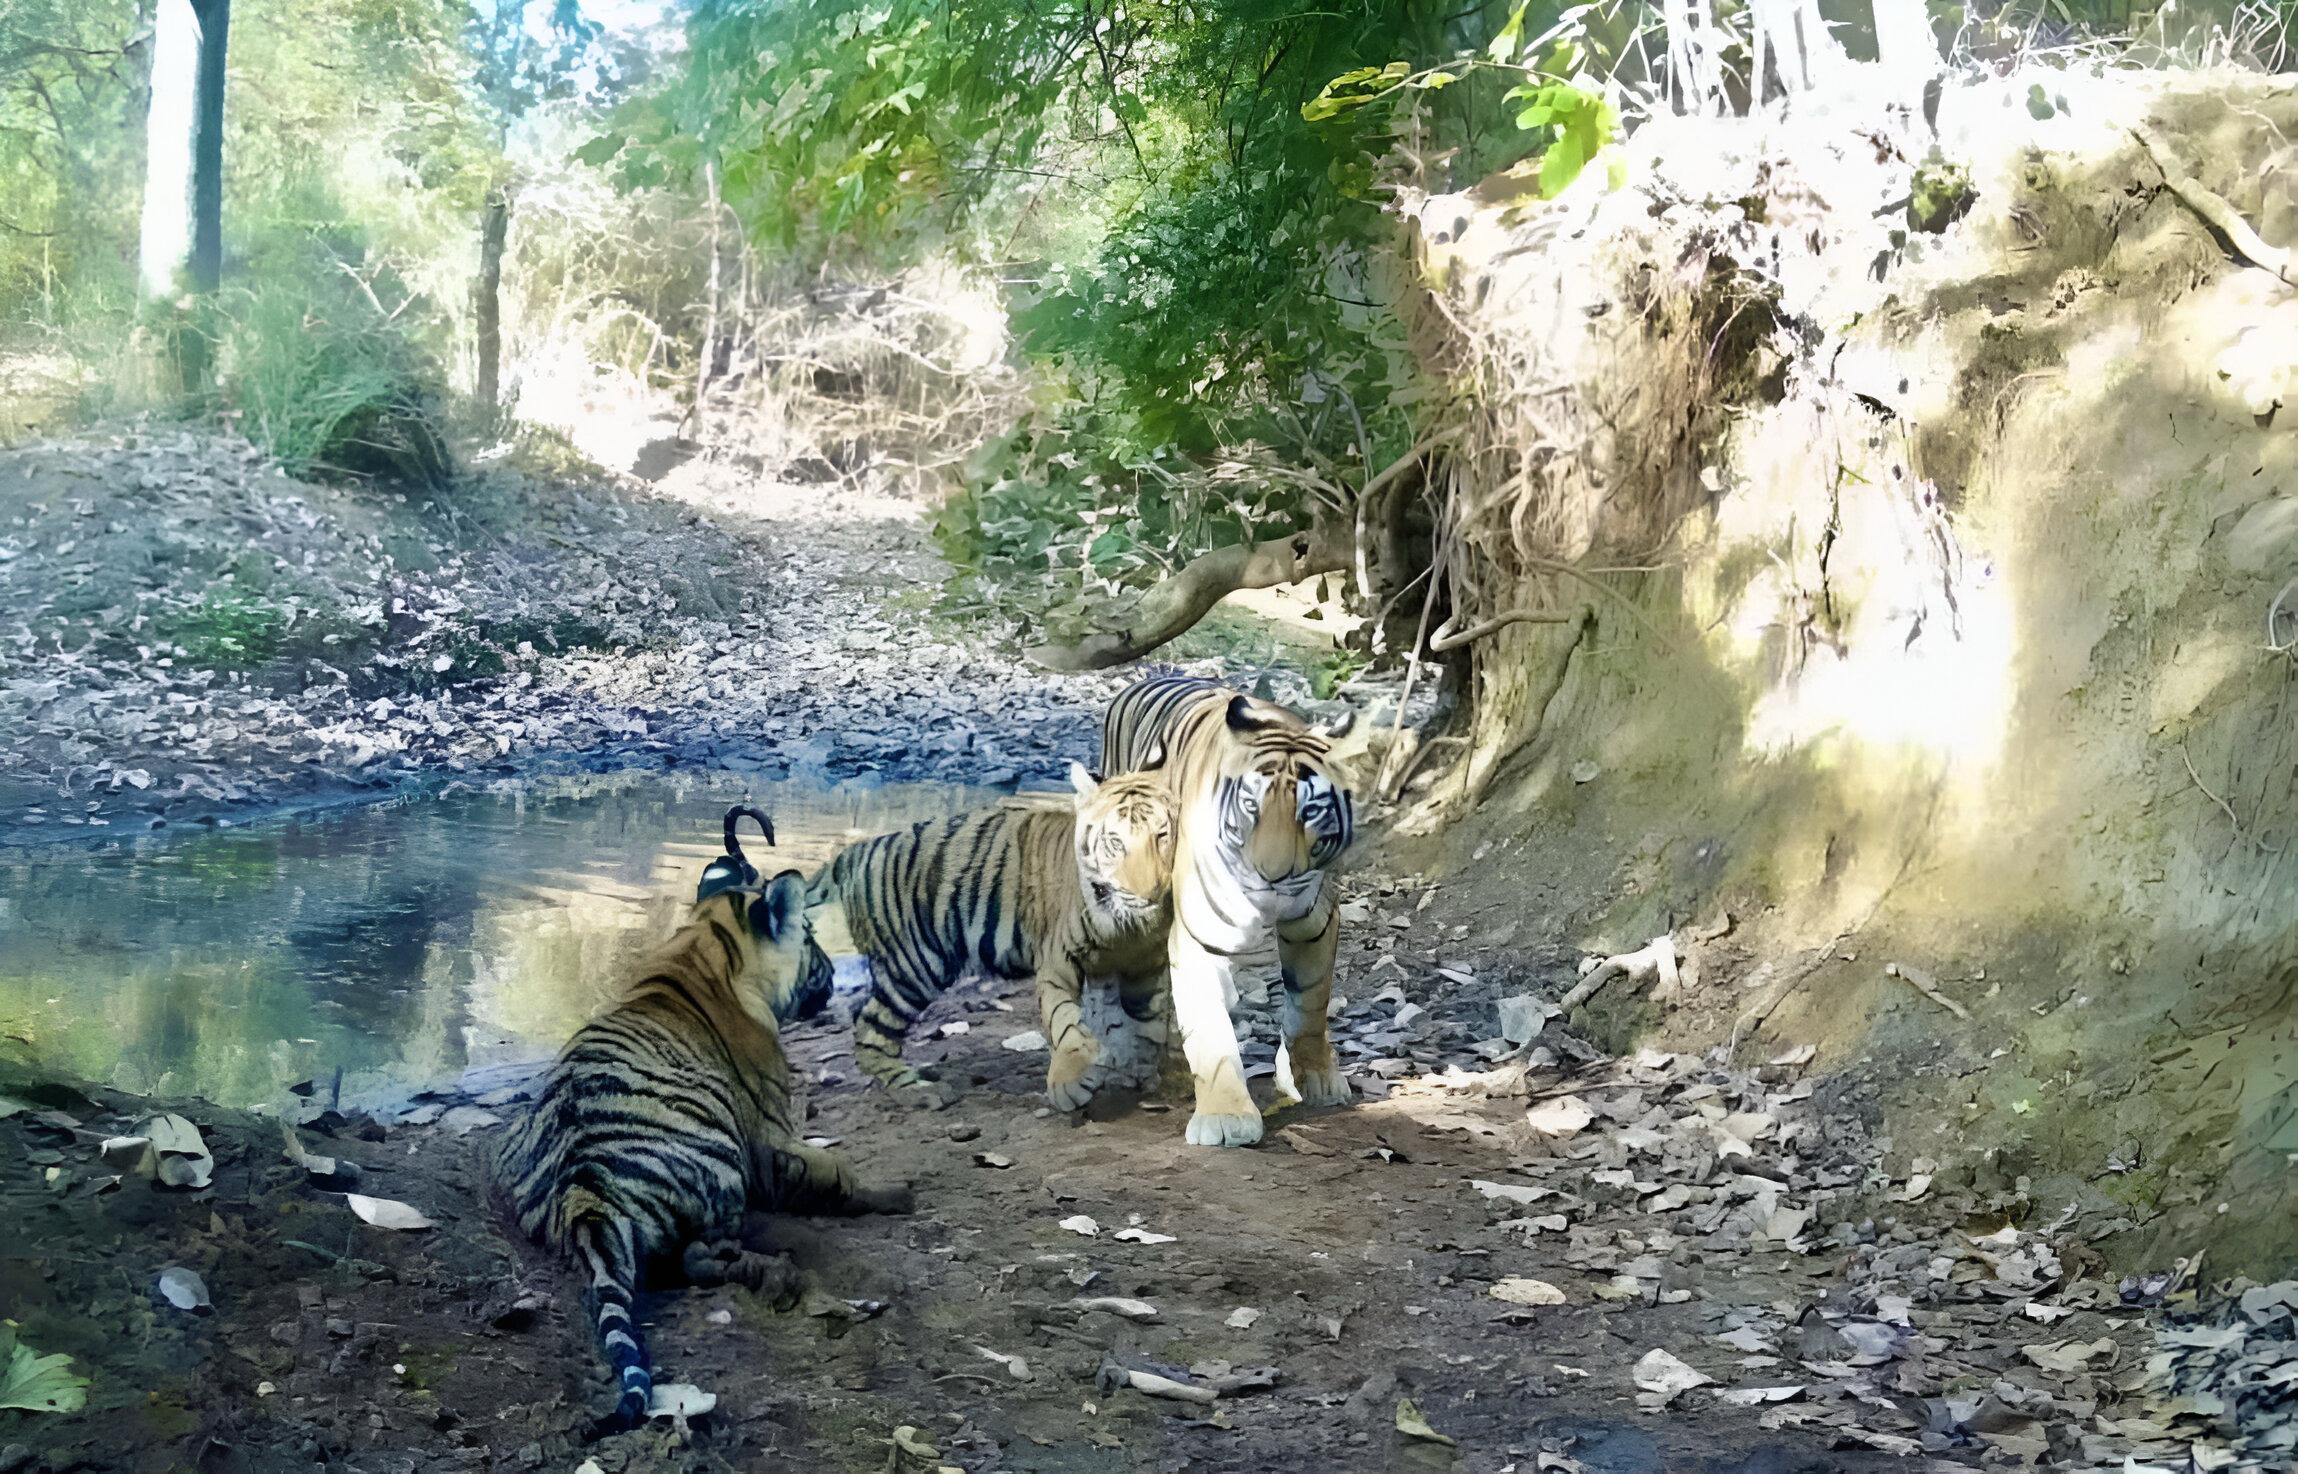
[
  {"xmin": 806, "ymin": 771, "xmax": 1174, "ymax": 1089},
  {"xmin": 491, "ymin": 879, "xmax": 832, "ymax": 1429}
]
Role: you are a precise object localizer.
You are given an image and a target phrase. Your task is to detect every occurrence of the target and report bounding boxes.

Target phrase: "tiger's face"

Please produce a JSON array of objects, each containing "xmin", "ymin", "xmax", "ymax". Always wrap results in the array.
[
  {"xmin": 741, "ymin": 869, "xmax": 836, "ymax": 1026},
  {"xmin": 1209, "ymin": 698, "xmax": 1355, "ymax": 883},
  {"xmin": 1068, "ymin": 762, "xmax": 1176, "ymax": 920}
]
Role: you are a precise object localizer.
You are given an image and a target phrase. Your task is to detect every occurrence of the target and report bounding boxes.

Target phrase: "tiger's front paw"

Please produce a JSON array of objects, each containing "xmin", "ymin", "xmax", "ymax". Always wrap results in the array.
[
  {"xmin": 1044, "ymin": 1040, "xmax": 1106, "ymax": 1113},
  {"xmin": 1185, "ymin": 1109, "xmax": 1265, "ymax": 1148},
  {"xmin": 1293, "ymin": 1063, "xmax": 1353, "ymax": 1108}
]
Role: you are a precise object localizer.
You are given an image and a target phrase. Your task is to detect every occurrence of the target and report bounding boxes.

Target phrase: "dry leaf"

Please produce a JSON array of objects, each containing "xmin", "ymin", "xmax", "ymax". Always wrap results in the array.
[
  {"xmin": 1632, "ymin": 1349, "xmax": 1713, "ymax": 1400},
  {"xmin": 1226, "ymin": 1307, "xmax": 1263, "ymax": 1329},
  {"xmin": 2020, "ymin": 1338, "xmax": 2116, "ymax": 1375},
  {"xmin": 1072, "ymin": 1296, "xmax": 1158, "ymax": 1321},
  {"xmin": 1394, "ymin": 1396, "xmax": 1456, "ymax": 1446},
  {"xmin": 1057, "ymin": 1214, "xmax": 1100, "ymax": 1236},
  {"xmin": 1490, "ymin": 1277, "xmax": 1568, "ymax": 1306},
  {"xmin": 1113, "ymin": 1227, "xmax": 1175, "ymax": 1245},
  {"xmin": 1001, "ymin": 1030, "xmax": 1047, "ymax": 1052},
  {"xmin": 1525, "ymin": 1095, "xmax": 1593, "ymax": 1136},
  {"xmin": 156, "ymin": 1266, "xmax": 211, "ymax": 1313},
  {"xmin": 344, "ymin": 1193, "xmax": 436, "ymax": 1230},
  {"xmin": 974, "ymin": 1345, "xmax": 1033, "ymax": 1382},
  {"xmin": 646, "ymin": 1383, "xmax": 716, "ymax": 1419},
  {"xmin": 1471, "ymin": 1178, "xmax": 1552, "ymax": 1206}
]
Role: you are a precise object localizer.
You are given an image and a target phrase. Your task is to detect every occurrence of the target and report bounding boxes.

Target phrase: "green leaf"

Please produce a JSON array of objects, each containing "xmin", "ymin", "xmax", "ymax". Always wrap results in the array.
[
  {"xmin": 569, "ymin": 133, "xmax": 626, "ymax": 167},
  {"xmin": 1418, "ymin": 70, "xmax": 1458, "ymax": 88},
  {"xmin": 1488, "ymin": 0, "xmax": 1530, "ymax": 61},
  {"xmin": 0, "ymin": 1324, "xmax": 89, "ymax": 1414},
  {"xmin": 1538, "ymin": 136, "xmax": 1584, "ymax": 196}
]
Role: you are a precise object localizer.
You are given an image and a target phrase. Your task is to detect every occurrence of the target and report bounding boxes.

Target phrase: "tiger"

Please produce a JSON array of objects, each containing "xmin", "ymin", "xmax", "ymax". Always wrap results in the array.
[
  {"xmin": 1099, "ymin": 674, "xmax": 1357, "ymax": 1148},
  {"xmin": 491, "ymin": 806, "xmax": 912, "ymax": 1432},
  {"xmin": 805, "ymin": 762, "xmax": 1177, "ymax": 1111}
]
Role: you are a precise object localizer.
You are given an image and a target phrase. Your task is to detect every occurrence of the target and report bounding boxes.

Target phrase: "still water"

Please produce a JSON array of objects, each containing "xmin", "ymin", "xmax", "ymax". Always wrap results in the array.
[{"xmin": 0, "ymin": 772, "xmax": 1009, "ymax": 1110}]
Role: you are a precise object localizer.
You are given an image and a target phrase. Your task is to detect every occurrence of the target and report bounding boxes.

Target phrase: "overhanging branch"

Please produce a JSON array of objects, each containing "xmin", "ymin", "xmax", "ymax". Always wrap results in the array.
[{"xmin": 1025, "ymin": 520, "xmax": 1354, "ymax": 673}]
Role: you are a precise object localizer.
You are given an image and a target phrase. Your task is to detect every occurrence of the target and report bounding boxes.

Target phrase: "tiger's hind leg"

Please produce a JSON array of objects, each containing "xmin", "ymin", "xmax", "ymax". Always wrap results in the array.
[
  {"xmin": 683, "ymin": 1238, "xmax": 801, "ymax": 1310},
  {"xmin": 758, "ymin": 1137, "xmax": 914, "ymax": 1218},
  {"xmin": 1276, "ymin": 896, "xmax": 1351, "ymax": 1108},
  {"xmin": 851, "ymin": 982, "xmax": 938, "ymax": 1096}
]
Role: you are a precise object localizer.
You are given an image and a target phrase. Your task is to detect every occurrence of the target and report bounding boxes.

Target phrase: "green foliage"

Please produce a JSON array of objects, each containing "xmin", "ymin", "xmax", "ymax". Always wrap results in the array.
[
  {"xmin": 159, "ymin": 588, "xmax": 294, "ymax": 669},
  {"xmin": 1506, "ymin": 78, "xmax": 1618, "ymax": 197},
  {"xmin": 1907, "ymin": 155, "xmax": 1975, "ymax": 235},
  {"xmin": 931, "ymin": 399, "xmax": 1330, "ymax": 643},
  {"xmin": 1312, "ymin": 645, "xmax": 1370, "ymax": 698},
  {"xmin": 0, "ymin": 1322, "xmax": 88, "ymax": 1414},
  {"xmin": 213, "ymin": 262, "xmax": 447, "ymax": 483}
]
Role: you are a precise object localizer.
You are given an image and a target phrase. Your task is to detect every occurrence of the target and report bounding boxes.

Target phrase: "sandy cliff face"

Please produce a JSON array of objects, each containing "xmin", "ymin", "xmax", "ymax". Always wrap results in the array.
[{"xmin": 1406, "ymin": 66, "xmax": 2298, "ymax": 1273}]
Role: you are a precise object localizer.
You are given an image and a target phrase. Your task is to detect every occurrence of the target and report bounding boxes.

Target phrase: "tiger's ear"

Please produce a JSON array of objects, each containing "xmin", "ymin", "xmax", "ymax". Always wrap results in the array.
[
  {"xmin": 1224, "ymin": 694, "xmax": 1280, "ymax": 733},
  {"xmin": 1067, "ymin": 760, "xmax": 1101, "ymax": 799},
  {"xmin": 751, "ymin": 870, "xmax": 807, "ymax": 943},
  {"xmin": 1137, "ymin": 737, "xmax": 1167, "ymax": 772},
  {"xmin": 697, "ymin": 857, "xmax": 750, "ymax": 903}
]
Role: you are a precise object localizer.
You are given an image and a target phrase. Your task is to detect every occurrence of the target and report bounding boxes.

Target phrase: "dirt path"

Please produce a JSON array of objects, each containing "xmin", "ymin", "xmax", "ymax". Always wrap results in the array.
[{"xmin": 7, "ymin": 872, "xmax": 2268, "ymax": 1474}]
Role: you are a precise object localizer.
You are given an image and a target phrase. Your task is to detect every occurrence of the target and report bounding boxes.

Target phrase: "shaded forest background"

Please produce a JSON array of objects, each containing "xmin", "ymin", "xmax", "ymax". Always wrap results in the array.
[{"xmin": 2, "ymin": 0, "xmax": 2290, "ymax": 658}]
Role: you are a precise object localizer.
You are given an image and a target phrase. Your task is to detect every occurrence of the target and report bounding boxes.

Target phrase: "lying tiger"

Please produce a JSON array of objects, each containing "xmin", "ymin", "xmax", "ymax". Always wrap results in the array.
[
  {"xmin": 806, "ymin": 763, "xmax": 1177, "ymax": 1110},
  {"xmin": 1100, "ymin": 675, "xmax": 1358, "ymax": 1147},
  {"xmin": 492, "ymin": 806, "xmax": 912, "ymax": 1432}
]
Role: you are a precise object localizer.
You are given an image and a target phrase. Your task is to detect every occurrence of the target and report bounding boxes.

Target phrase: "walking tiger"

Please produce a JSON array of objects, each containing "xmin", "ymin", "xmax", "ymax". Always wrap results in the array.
[
  {"xmin": 805, "ymin": 763, "xmax": 1177, "ymax": 1110},
  {"xmin": 1099, "ymin": 675, "xmax": 1357, "ymax": 1147}
]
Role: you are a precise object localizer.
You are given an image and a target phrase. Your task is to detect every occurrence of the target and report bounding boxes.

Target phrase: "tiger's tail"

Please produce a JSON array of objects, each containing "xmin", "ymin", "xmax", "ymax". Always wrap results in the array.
[{"xmin": 571, "ymin": 1211, "xmax": 649, "ymax": 1431}]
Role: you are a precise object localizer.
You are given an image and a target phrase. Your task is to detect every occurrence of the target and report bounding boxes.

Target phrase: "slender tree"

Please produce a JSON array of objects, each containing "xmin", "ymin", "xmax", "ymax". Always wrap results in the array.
[
  {"xmin": 470, "ymin": 0, "xmax": 610, "ymax": 421},
  {"xmin": 138, "ymin": 0, "xmax": 228, "ymax": 389}
]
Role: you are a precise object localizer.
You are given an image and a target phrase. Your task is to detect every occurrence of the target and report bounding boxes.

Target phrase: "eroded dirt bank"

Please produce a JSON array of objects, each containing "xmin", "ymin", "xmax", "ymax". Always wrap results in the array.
[{"xmin": 1393, "ymin": 64, "xmax": 2298, "ymax": 1281}]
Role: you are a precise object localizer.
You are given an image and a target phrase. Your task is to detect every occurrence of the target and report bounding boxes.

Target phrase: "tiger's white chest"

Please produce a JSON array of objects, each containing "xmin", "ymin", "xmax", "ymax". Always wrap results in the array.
[{"xmin": 1176, "ymin": 848, "xmax": 1324, "ymax": 953}]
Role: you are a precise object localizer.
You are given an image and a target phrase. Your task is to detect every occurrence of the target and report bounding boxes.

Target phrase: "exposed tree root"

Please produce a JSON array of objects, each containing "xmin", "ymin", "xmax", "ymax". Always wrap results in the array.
[{"xmin": 2131, "ymin": 122, "xmax": 2295, "ymax": 287}]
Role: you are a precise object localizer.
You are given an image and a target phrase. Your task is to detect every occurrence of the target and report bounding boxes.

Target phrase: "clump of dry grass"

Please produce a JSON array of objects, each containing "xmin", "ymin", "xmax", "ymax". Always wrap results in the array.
[{"xmin": 701, "ymin": 259, "xmax": 1031, "ymax": 497}]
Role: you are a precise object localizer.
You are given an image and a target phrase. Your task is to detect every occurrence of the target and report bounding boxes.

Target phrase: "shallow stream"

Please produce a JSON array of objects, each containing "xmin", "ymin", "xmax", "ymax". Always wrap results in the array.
[{"xmin": 0, "ymin": 772, "xmax": 1006, "ymax": 1110}]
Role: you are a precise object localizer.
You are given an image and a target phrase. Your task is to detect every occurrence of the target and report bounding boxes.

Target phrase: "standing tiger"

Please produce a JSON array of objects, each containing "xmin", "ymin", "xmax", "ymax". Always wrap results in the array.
[
  {"xmin": 805, "ymin": 763, "xmax": 1177, "ymax": 1110},
  {"xmin": 1100, "ymin": 675, "xmax": 1357, "ymax": 1147},
  {"xmin": 492, "ymin": 807, "xmax": 912, "ymax": 1432}
]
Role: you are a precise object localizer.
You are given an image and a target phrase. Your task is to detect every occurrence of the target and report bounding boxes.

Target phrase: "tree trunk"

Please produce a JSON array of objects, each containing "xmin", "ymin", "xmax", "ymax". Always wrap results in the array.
[
  {"xmin": 139, "ymin": 0, "xmax": 228, "ymax": 390},
  {"xmin": 138, "ymin": 0, "xmax": 199, "ymax": 302},
  {"xmin": 691, "ymin": 160, "xmax": 721, "ymax": 441},
  {"xmin": 474, "ymin": 184, "xmax": 511, "ymax": 418},
  {"xmin": 187, "ymin": 0, "xmax": 226, "ymax": 295},
  {"xmin": 1870, "ymin": 0, "xmax": 1938, "ymax": 118}
]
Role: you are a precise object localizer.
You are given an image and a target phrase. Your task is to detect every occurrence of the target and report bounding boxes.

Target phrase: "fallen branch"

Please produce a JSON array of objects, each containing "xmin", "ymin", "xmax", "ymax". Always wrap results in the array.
[
  {"xmin": 1024, "ymin": 520, "xmax": 1353, "ymax": 672},
  {"xmin": 1883, "ymin": 961, "xmax": 1970, "ymax": 1021},
  {"xmin": 1559, "ymin": 935, "xmax": 1678, "ymax": 1013},
  {"xmin": 2130, "ymin": 122, "xmax": 2295, "ymax": 286}
]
